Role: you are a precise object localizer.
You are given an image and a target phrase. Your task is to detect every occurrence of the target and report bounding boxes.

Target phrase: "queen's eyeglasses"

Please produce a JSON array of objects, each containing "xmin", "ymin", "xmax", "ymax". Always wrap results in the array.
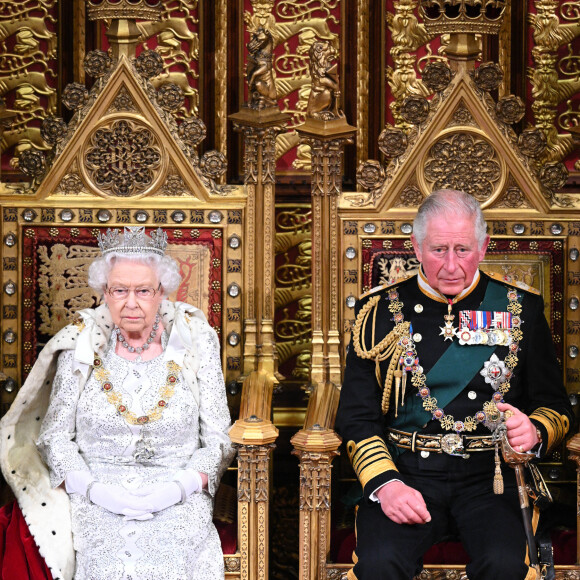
[{"xmin": 106, "ymin": 285, "xmax": 161, "ymax": 301}]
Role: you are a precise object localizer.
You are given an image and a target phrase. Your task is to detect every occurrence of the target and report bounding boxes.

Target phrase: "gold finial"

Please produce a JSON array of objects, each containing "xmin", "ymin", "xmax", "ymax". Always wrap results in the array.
[{"xmin": 87, "ymin": 0, "xmax": 162, "ymax": 59}]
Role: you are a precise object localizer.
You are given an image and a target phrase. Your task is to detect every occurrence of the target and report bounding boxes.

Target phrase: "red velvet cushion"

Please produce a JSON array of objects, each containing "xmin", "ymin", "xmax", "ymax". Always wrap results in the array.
[{"xmin": 214, "ymin": 520, "xmax": 237, "ymax": 554}]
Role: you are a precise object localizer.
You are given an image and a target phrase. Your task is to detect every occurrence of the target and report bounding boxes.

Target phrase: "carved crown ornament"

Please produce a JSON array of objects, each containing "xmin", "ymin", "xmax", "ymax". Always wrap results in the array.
[
  {"xmin": 418, "ymin": 0, "xmax": 507, "ymax": 35},
  {"xmin": 347, "ymin": 57, "xmax": 569, "ymax": 212},
  {"xmin": 13, "ymin": 47, "xmax": 238, "ymax": 201},
  {"xmin": 86, "ymin": 0, "xmax": 162, "ymax": 22}
]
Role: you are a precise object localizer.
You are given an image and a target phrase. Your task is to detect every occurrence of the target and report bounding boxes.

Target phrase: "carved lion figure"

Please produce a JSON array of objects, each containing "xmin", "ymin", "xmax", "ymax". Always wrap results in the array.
[
  {"xmin": 246, "ymin": 27, "xmax": 277, "ymax": 109},
  {"xmin": 307, "ymin": 41, "xmax": 344, "ymax": 121}
]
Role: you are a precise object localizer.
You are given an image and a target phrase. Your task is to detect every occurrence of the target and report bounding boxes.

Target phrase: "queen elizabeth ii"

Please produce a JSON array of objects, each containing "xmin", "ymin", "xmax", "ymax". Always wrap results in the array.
[{"xmin": 0, "ymin": 226, "xmax": 235, "ymax": 580}]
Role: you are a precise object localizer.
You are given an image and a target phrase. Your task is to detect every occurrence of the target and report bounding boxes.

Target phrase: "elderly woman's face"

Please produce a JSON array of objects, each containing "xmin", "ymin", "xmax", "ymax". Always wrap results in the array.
[{"xmin": 104, "ymin": 260, "xmax": 164, "ymax": 337}]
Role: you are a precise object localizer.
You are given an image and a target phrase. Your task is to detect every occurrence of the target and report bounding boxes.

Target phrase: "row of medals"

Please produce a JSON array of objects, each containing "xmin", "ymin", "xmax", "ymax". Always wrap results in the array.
[{"xmin": 440, "ymin": 316, "xmax": 513, "ymax": 346}]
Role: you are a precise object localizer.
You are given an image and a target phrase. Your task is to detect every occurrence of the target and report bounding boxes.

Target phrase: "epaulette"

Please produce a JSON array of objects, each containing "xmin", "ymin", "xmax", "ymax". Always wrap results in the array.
[
  {"xmin": 359, "ymin": 273, "xmax": 414, "ymax": 300},
  {"xmin": 486, "ymin": 271, "xmax": 540, "ymax": 295}
]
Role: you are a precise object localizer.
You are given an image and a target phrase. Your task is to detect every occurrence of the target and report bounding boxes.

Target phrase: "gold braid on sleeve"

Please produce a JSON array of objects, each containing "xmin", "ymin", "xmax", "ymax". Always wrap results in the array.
[{"xmin": 352, "ymin": 295, "xmax": 411, "ymax": 415}]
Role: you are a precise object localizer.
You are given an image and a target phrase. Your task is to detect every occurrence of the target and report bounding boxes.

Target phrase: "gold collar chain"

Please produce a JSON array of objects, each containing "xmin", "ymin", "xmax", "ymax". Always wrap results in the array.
[
  {"xmin": 93, "ymin": 354, "xmax": 181, "ymax": 425},
  {"xmin": 387, "ymin": 285, "xmax": 523, "ymax": 433}
]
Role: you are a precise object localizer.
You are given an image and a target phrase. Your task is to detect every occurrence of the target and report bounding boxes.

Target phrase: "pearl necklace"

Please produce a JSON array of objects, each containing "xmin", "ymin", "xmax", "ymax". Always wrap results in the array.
[{"xmin": 115, "ymin": 314, "xmax": 160, "ymax": 355}]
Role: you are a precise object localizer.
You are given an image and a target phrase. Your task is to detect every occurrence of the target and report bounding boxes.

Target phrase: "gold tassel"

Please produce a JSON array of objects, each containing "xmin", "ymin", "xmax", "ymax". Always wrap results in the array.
[
  {"xmin": 394, "ymin": 369, "xmax": 402, "ymax": 417},
  {"xmin": 493, "ymin": 443, "xmax": 504, "ymax": 494},
  {"xmin": 401, "ymin": 369, "xmax": 407, "ymax": 406}
]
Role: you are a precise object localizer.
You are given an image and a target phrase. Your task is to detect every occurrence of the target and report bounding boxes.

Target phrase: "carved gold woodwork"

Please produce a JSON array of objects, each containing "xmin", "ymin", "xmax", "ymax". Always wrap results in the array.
[
  {"xmin": 292, "ymin": 381, "xmax": 341, "ymax": 580},
  {"xmin": 529, "ymin": 0, "xmax": 580, "ymax": 167},
  {"xmin": 0, "ymin": 9, "xmax": 271, "ymax": 579},
  {"xmin": 297, "ymin": 116, "xmax": 356, "ymax": 387},
  {"xmin": 275, "ymin": 205, "xmax": 312, "ymax": 379},
  {"xmin": 230, "ymin": 13, "xmax": 290, "ymax": 383},
  {"xmin": 244, "ymin": 0, "xmax": 341, "ymax": 168},
  {"xmin": 230, "ymin": 369, "xmax": 278, "ymax": 580},
  {"xmin": 0, "ymin": 1, "xmax": 57, "ymax": 169}
]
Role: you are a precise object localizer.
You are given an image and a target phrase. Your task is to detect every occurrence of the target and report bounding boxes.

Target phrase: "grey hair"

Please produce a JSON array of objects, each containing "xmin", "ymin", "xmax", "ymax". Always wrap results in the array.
[
  {"xmin": 87, "ymin": 252, "xmax": 182, "ymax": 296},
  {"xmin": 413, "ymin": 189, "xmax": 488, "ymax": 248}
]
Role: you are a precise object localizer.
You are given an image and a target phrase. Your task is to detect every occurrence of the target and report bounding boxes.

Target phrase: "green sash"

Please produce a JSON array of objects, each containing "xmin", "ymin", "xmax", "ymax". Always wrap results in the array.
[{"xmin": 391, "ymin": 279, "xmax": 511, "ymax": 433}]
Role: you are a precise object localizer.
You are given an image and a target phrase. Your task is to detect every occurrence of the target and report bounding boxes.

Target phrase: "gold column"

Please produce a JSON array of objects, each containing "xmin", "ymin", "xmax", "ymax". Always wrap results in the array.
[
  {"xmin": 230, "ymin": 371, "xmax": 279, "ymax": 580},
  {"xmin": 297, "ymin": 118, "xmax": 356, "ymax": 387},
  {"xmin": 291, "ymin": 382, "xmax": 341, "ymax": 580}
]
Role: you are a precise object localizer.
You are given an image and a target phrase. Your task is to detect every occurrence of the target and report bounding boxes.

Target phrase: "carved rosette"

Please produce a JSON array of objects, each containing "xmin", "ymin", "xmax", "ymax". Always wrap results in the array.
[
  {"xmin": 539, "ymin": 161, "xmax": 568, "ymax": 191},
  {"xmin": 134, "ymin": 49, "xmax": 164, "ymax": 79},
  {"xmin": 18, "ymin": 149, "xmax": 46, "ymax": 179},
  {"xmin": 357, "ymin": 160, "xmax": 385, "ymax": 191},
  {"xmin": 62, "ymin": 82, "xmax": 90, "ymax": 111},
  {"xmin": 396, "ymin": 184, "xmax": 424, "ymax": 207},
  {"xmin": 400, "ymin": 96, "xmax": 430, "ymax": 125},
  {"xmin": 83, "ymin": 50, "xmax": 113, "ymax": 78},
  {"xmin": 200, "ymin": 151, "xmax": 227, "ymax": 181},
  {"xmin": 422, "ymin": 61, "xmax": 453, "ymax": 93},
  {"xmin": 57, "ymin": 173, "xmax": 85, "ymax": 195},
  {"xmin": 422, "ymin": 132, "xmax": 502, "ymax": 202},
  {"xmin": 472, "ymin": 62, "xmax": 503, "ymax": 92},
  {"xmin": 495, "ymin": 96, "xmax": 525, "ymax": 125},
  {"xmin": 179, "ymin": 117, "xmax": 207, "ymax": 148},
  {"xmin": 84, "ymin": 119, "xmax": 162, "ymax": 196},
  {"xmin": 112, "ymin": 88, "xmax": 137, "ymax": 113},
  {"xmin": 518, "ymin": 128, "xmax": 547, "ymax": 158},
  {"xmin": 157, "ymin": 83, "xmax": 184, "ymax": 112},
  {"xmin": 41, "ymin": 116, "xmax": 68, "ymax": 146},
  {"xmin": 378, "ymin": 127, "xmax": 408, "ymax": 158},
  {"xmin": 495, "ymin": 186, "xmax": 526, "ymax": 208}
]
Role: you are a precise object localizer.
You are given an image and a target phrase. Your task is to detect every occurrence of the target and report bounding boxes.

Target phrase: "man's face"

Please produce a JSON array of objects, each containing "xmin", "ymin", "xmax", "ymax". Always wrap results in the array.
[{"xmin": 411, "ymin": 213, "xmax": 489, "ymax": 296}]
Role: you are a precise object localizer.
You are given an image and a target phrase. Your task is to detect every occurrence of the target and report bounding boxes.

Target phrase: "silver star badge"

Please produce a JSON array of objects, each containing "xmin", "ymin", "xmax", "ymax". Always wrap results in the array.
[{"xmin": 480, "ymin": 353, "xmax": 507, "ymax": 390}]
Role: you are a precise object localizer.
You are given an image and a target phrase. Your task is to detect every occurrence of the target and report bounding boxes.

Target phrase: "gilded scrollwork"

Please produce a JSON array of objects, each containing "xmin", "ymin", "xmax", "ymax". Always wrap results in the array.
[{"xmin": 0, "ymin": 1, "xmax": 58, "ymax": 169}]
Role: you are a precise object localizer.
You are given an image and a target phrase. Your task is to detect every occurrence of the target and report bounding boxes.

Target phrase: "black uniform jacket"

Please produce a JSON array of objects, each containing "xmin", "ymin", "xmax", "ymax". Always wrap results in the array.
[{"xmin": 335, "ymin": 271, "xmax": 574, "ymax": 501}]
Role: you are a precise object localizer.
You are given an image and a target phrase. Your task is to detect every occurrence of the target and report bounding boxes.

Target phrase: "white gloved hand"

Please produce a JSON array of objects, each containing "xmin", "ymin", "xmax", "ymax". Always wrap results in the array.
[
  {"xmin": 88, "ymin": 482, "xmax": 154, "ymax": 520},
  {"xmin": 65, "ymin": 470, "xmax": 95, "ymax": 496},
  {"xmin": 132, "ymin": 469, "xmax": 203, "ymax": 513}
]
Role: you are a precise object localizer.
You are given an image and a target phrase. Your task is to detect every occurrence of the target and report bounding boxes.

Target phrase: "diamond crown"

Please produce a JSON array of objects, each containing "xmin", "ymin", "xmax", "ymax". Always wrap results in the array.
[{"xmin": 97, "ymin": 226, "xmax": 168, "ymax": 257}]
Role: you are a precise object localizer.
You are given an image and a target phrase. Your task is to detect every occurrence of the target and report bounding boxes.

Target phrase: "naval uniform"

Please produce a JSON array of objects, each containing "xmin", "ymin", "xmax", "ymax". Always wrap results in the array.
[{"xmin": 335, "ymin": 270, "xmax": 573, "ymax": 580}]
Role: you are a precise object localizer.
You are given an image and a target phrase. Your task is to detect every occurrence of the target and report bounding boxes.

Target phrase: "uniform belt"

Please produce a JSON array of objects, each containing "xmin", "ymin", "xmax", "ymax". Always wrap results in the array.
[{"xmin": 387, "ymin": 428, "xmax": 495, "ymax": 458}]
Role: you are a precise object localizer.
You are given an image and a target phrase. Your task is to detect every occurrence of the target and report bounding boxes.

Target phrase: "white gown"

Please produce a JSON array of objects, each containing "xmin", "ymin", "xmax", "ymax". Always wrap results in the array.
[{"xmin": 37, "ymin": 330, "xmax": 233, "ymax": 580}]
